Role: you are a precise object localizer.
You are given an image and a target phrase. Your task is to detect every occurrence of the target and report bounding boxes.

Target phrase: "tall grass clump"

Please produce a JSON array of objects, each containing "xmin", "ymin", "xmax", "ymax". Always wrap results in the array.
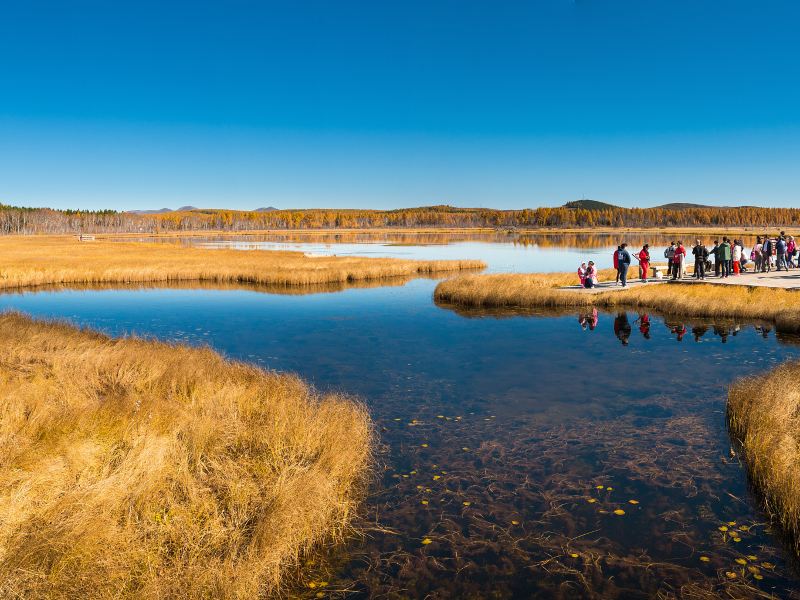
[
  {"xmin": 435, "ymin": 271, "xmax": 800, "ymax": 332},
  {"xmin": 728, "ymin": 363, "xmax": 800, "ymax": 551},
  {"xmin": 0, "ymin": 313, "xmax": 372, "ymax": 598},
  {"xmin": 0, "ymin": 236, "xmax": 485, "ymax": 292}
]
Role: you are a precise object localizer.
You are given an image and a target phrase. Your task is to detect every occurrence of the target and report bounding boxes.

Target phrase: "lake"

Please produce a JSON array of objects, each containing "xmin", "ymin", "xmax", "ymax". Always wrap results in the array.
[
  {"xmin": 3, "ymin": 233, "xmax": 798, "ymax": 598},
  {"xmin": 110, "ymin": 230, "xmax": 762, "ymax": 273}
]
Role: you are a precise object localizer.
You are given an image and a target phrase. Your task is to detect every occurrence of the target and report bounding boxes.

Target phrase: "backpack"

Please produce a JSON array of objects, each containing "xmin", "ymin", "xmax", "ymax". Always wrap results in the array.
[{"xmin": 664, "ymin": 247, "xmax": 675, "ymax": 259}]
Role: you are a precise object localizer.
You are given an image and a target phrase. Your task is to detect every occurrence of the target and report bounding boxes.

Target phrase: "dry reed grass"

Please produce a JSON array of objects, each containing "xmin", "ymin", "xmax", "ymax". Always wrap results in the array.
[
  {"xmin": 728, "ymin": 364, "xmax": 800, "ymax": 552},
  {"xmin": 0, "ymin": 236, "xmax": 484, "ymax": 291},
  {"xmin": 435, "ymin": 269, "xmax": 800, "ymax": 332},
  {"xmin": 0, "ymin": 313, "xmax": 372, "ymax": 598}
]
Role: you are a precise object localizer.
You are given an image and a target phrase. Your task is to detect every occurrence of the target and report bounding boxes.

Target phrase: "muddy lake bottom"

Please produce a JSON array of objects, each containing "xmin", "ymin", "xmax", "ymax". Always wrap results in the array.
[{"xmin": 2, "ymin": 279, "xmax": 800, "ymax": 598}]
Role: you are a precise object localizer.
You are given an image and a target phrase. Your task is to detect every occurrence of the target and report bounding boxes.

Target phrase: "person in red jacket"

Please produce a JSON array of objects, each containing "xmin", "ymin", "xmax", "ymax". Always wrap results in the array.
[
  {"xmin": 613, "ymin": 245, "xmax": 621, "ymax": 284},
  {"xmin": 636, "ymin": 244, "xmax": 650, "ymax": 282},
  {"xmin": 672, "ymin": 241, "xmax": 687, "ymax": 280}
]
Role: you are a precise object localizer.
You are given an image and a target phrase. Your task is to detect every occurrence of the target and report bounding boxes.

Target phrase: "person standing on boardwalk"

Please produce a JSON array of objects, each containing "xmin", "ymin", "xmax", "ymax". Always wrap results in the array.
[
  {"xmin": 719, "ymin": 237, "xmax": 732, "ymax": 277},
  {"xmin": 708, "ymin": 240, "xmax": 720, "ymax": 276},
  {"xmin": 578, "ymin": 262, "xmax": 587, "ymax": 286},
  {"xmin": 776, "ymin": 235, "xmax": 788, "ymax": 271},
  {"xmin": 636, "ymin": 243, "xmax": 650, "ymax": 282},
  {"xmin": 617, "ymin": 244, "xmax": 632, "ymax": 287},
  {"xmin": 763, "ymin": 236, "xmax": 773, "ymax": 272},
  {"xmin": 664, "ymin": 242, "xmax": 676, "ymax": 279},
  {"xmin": 753, "ymin": 237, "xmax": 764, "ymax": 272},
  {"xmin": 671, "ymin": 241, "xmax": 686, "ymax": 280},
  {"xmin": 692, "ymin": 239, "xmax": 708, "ymax": 279},
  {"xmin": 732, "ymin": 240, "xmax": 742, "ymax": 275},
  {"xmin": 613, "ymin": 245, "xmax": 621, "ymax": 284}
]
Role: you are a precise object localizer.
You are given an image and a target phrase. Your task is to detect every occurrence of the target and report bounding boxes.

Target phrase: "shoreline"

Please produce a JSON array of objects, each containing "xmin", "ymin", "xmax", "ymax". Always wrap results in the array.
[
  {"xmin": 0, "ymin": 235, "xmax": 485, "ymax": 292},
  {"xmin": 434, "ymin": 268, "xmax": 800, "ymax": 332},
  {"xmin": 0, "ymin": 312, "xmax": 372, "ymax": 597}
]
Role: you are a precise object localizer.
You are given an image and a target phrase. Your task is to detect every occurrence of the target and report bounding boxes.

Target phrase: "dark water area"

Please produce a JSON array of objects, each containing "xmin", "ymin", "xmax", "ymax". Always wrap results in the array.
[{"xmin": 2, "ymin": 279, "xmax": 800, "ymax": 598}]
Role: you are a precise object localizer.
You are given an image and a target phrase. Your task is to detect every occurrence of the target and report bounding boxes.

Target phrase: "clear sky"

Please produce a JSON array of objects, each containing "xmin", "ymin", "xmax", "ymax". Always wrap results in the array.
[{"xmin": 1, "ymin": 0, "xmax": 798, "ymax": 211}]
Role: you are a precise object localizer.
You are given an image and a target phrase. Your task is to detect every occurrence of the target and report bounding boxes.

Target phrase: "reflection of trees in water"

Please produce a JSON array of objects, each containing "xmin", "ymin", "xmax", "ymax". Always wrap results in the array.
[{"xmin": 111, "ymin": 231, "xmax": 762, "ymax": 250}]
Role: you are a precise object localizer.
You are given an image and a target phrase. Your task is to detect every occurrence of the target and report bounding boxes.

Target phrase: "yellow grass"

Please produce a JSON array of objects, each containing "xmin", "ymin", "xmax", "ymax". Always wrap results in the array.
[
  {"xmin": 434, "ymin": 269, "xmax": 800, "ymax": 331},
  {"xmin": 0, "ymin": 313, "xmax": 372, "ymax": 598},
  {"xmin": 728, "ymin": 363, "xmax": 800, "ymax": 550},
  {"xmin": 0, "ymin": 235, "xmax": 485, "ymax": 291}
]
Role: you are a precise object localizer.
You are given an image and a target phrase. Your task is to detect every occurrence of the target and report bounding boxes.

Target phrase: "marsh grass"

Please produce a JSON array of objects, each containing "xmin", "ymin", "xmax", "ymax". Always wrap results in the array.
[
  {"xmin": 0, "ymin": 236, "xmax": 484, "ymax": 291},
  {"xmin": 435, "ymin": 269, "xmax": 800, "ymax": 332},
  {"xmin": 728, "ymin": 363, "xmax": 800, "ymax": 552},
  {"xmin": 0, "ymin": 313, "xmax": 372, "ymax": 598}
]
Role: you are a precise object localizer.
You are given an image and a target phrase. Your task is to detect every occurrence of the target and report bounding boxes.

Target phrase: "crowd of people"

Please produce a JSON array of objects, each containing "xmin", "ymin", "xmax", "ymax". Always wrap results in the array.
[{"xmin": 576, "ymin": 232, "xmax": 799, "ymax": 288}]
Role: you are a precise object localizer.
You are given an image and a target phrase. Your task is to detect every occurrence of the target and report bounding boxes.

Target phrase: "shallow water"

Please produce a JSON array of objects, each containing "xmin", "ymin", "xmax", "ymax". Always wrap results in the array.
[
  {"xmin": 111, "ymin": 231, "xmax": 761, "ymax": 274},
  {"xmin": 2, "ymin": 279, "xmax": 800, "ymax": 598}
]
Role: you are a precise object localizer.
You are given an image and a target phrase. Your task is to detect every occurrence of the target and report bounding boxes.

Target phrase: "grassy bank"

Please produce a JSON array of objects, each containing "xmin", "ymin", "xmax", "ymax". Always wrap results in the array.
[
  {"xmin": 434, "ymin": 270, "xmax": 800, "ymax": 331},
  {"xmin": 0, "ymin": 235, "xmax": 484, "ymax": 291},
  {"xmin": 0, "ymin": 313, "xmax": 372, "ymax": 598},
  {"xmin": 728, "ymin": 363, "xmax": 800, "ymax": 551}
]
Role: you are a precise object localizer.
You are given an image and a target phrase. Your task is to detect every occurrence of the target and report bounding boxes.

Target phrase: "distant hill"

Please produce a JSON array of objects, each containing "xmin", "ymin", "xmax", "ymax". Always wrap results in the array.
[
  {"xmin": 654, "ymin": 203, "xmax": 715, "ymax": 211},
  {"xmin": 126, "ymin": 208, "xmax": 172, "ymax": 215},
  {"xmin": 563, "ymin": 200, "xmax": 621, "ymax": 211},
  {"xmin": 175, "ymin": 205, "xmax": 199, "ymax": 212},
  {"xmin": 255, "ymin": 206, "xmax": 278, "ymax": 212}
]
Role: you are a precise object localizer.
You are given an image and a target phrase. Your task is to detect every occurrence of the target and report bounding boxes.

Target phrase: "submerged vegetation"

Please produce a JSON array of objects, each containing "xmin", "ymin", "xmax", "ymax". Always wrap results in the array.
[
  {"xmin": 728, "ymin": 362, "xmax": 800, "ymax": 552},
  {"xmin": 435, "ymin": 270, "xmax": 800, "ymax": 332},
  {"xmin": 0, "ymin": 313, "xmax": 372, "ymax": 598},
  {"xmin": 0, "ymin": 235, "xmax": 484, "ymax": 291}
]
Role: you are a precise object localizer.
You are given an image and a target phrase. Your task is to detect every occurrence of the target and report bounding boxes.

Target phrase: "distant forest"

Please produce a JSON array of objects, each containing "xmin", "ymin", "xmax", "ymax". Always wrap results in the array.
[{"xmin": 2, "ymin": 203, "xmax": 800, "ymax": 234}]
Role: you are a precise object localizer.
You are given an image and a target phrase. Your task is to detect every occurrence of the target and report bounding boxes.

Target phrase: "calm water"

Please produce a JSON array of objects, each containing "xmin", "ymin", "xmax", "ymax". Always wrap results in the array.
[
  {"xmin": 2, "ymin": 278, "xmax": 800, "ymax": 598},
  {"xmin": 112, "ymin": 231, "xmax": 760, "ymax": 273}
]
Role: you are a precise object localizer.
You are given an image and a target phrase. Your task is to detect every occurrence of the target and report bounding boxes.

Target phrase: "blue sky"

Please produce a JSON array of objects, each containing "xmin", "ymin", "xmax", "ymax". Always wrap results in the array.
[{"xmin": 1, "ymin": 0, "xmax": 798, "ymax": 211}]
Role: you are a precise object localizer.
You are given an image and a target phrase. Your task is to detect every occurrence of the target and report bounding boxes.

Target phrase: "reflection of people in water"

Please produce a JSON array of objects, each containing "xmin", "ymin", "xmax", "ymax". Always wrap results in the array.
[
  {"xmin": 578, "ymin": 307, "xmax": 599, "ymax": 331},
  {"xmin": 672, "ymin": 323, "xmax": 687, "ymax": 341},
  {"xmin": 613, "ymin": 312, "xmax": 632, "ymax": 345},
  {"xmin": 713, "ymin": 324, "xmax": 729, "ymax": 343},
  {"xmin": 692, "ymin": 325, "xmax": 708, "ymax": 341},
  {"xmin": 634, "ymin": 313, "xmax": 651, "ymax": 339}
]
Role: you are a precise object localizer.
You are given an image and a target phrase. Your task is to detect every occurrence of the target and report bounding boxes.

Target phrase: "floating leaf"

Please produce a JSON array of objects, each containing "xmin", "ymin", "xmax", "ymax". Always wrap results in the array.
[
  {"xmin": 606, "ymin": 487, "xmax": 614, "ymax": 492},
  {"xmin": 432, "ymin": 475, "xmax": 441, "ymax": 481},
  {"xmin": 421, "ymin": 444, "xmax": 428, "ymax": 448},
  {"xmin": 727, "ymin": 521, "xmax": 737, "ymax": 526},
  {"xmin": 747, "ymin": 555, "xmax": 757, "ymax": 561},
  {"xmin": 421, "ymin": 500, "xmax": 429, "ymax": 505},
  {"xmin": 628, "ymin": 500, "xmax": 639, "ymax": 505},
  {"xmin": 725, "ymin": 572, "xmax": 737, "ymax": 579},
  {"xmin": 511, "ymin": 520, "xmax": 520, "ymax": 525},
  {"xmin": 761, "ymin": 562, "xmax": 775, "ymax": 569},
  {"xmin": 613, "ymin": 509, "xmax": 625, "ymax": 516},
  {"xmin": 463, "ymin": 501, "xmax": 472, "ymax": 506},
  {"xmin": 718, "ymin": 526, "xmax": 728, "ymax": 532},
  {"xmin": 596, "ymin": 485, "xmax": 604, "ymax": 490},
  {"xmin": 754, "ymin": 574, "xmax": 764, "ymax": 580},
  {"xmin": 421, "ymin": 538, "xmax": 433, "ymax": 545},
  {"xmin": 735, "ymin": 558, "xmax": 747, "ymax": 565},
  {"xmin": 733, "ymin": 537, "xmax": 742, "ymax": 542},
  {"xmin": 462, "ymin": 447, "xmax": 470, "ymax": 451},
  {"xmin": 587, "ymin": 498, "xmax": 597, "ymax": 504},
  {"xmin": 569, "ymin": 553, "xmax": 579, "ymax": 558},
  {"xmin": 699, "ymin": 556, "xmax": 710, "ymax": 562}
]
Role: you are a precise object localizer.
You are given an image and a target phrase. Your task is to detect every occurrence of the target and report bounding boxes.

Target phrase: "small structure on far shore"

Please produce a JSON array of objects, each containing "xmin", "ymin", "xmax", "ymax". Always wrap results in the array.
[{"xmin": 77, "ymin": 234, "xmax": 95, "ymax": 242}]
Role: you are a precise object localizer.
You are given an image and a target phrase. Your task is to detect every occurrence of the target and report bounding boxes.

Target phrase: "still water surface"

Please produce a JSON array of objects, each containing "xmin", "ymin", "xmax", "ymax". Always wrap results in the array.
[
  {"xmin": 114, "ymin": 230, "xmax": 761, "ymax": 273},
  {"xmin": 2, "ymin": 276, "xmax": 800, "ymax": 598}
]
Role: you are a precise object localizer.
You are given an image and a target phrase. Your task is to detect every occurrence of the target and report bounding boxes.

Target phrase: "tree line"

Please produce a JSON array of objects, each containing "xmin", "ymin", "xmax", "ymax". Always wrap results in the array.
[{"xmin": 3, "ymin": 203, "xmax": 800, "ymax": 234}]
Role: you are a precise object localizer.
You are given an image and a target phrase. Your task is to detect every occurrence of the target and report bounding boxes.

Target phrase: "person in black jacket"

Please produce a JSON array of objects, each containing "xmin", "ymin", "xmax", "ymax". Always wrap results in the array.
[
  {"xmin": 616, "ymin": 243, "xmax": 632, "ymax": 287},
  {"xmin": 692, "ymin": 239, "xmax": 708, "ymax": 279},
  {"xmin": 708, "ymin": 240, "xmax": 720, "ymax": 276}
]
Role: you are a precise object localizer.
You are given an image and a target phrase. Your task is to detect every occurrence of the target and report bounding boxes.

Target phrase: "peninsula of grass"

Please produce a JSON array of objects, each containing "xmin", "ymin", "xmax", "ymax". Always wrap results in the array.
[
  {"xmin": 0, "ymin": 313, "xmax": 372, "ymax": 598},
  {"xmin": 434, "ymin": 269, "xmax": 800, "ymax": 332},
  {"xmin": 0, "ymin": 235, "xmax": 484, "ymax": 291},
  {"xmin": 728, "ymin": 363, "xmax": 800, "ymax": 552}
]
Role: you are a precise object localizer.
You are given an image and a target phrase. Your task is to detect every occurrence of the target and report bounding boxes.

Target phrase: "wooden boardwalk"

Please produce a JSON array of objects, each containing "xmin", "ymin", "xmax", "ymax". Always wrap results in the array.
[{"xmin": 562, "ymin": 268, "xmax": 800, "ymax": 293}]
